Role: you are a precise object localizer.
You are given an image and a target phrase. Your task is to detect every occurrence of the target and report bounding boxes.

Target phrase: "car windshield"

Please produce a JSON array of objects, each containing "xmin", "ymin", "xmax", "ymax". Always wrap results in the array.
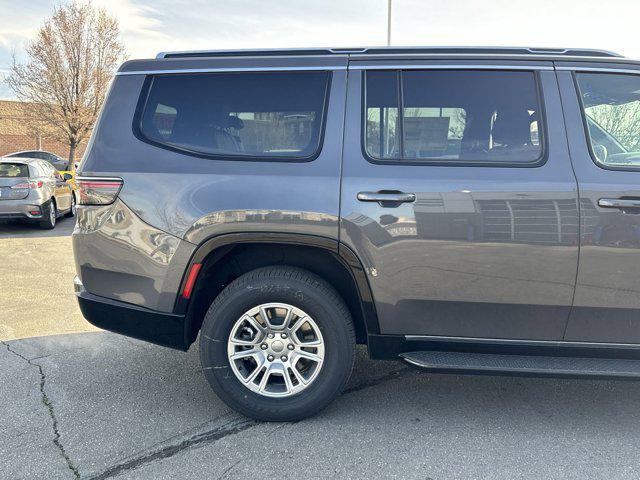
[
  {"xmin": 577, "ymin": 73, "xmax": 640, "ymax": 167},
  {"xmin": 0, "ymin": 163, "xmax": 29, "ymax": 177}
]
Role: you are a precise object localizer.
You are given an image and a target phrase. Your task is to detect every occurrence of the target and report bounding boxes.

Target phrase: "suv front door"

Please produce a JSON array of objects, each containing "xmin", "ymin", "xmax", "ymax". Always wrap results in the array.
[
  {"xmin": 557, "ymin": 64, "xmax": 640, "ymax": 343},
  {"xmin": 340, "ymin": 60, "xmax": 579, "ymax": 340}
]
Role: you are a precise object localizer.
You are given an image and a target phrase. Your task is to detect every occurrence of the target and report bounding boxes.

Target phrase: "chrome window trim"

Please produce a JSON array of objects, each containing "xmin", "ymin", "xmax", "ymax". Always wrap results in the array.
[
  {"xmin": 556, "ymin": 66, "xmax": 640, "ymax": 75},
  {"xmin": 117, "ymin": 65, "xmax": 347, "ymax": 76},
  {"xmin": 349, "ymin": 64, "xmax": 553, "ymax": 71}
]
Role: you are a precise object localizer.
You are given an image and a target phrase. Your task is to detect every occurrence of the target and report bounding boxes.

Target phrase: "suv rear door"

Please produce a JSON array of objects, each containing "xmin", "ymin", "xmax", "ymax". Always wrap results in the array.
[
  {"xmin": 340, "ymin": 59, "xmax": 579, "ymax": 340},
  {"xmin": 557, "ymin": 62, "xmax": 640, "ymax": 343}
]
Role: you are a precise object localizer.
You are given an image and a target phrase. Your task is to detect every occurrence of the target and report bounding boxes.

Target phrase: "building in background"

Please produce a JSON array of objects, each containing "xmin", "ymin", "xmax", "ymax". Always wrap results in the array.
[{"xmin": 0, "ymin": 100, "xmax": 87, "ymax": 159}]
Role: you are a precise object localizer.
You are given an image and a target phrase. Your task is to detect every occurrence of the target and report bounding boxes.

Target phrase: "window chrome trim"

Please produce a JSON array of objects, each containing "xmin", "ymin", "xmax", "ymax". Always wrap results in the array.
[
  {"xmin": 350, "ymin": 64, "xmax": 553, "ymax": 71},
  {"xmin": 117, "ymin": 65, "xmax": 347, "ymax": 76},
  {"xmin": 556, "ymin": 66, "xmax": 640, "ymax": 75}
]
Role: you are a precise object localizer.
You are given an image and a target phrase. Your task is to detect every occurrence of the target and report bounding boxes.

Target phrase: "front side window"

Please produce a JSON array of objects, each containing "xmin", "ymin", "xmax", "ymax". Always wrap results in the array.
[
  {"xmin": 139, "ymin": 71, "xmax": 330, "ymax": 160},
  {"xmin": 576, "ymin": 73, "xmax": 640, "ymax": 168},
  {"xmin": 365, "ymin": 70, "xmax": 544, "ymax": 165}
]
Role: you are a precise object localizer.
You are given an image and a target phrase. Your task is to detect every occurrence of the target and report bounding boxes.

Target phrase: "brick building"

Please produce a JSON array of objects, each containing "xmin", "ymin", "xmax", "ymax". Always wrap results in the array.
[{"xmin": 0, "ymin": 100, "xmax": 87, "ymax": 158}]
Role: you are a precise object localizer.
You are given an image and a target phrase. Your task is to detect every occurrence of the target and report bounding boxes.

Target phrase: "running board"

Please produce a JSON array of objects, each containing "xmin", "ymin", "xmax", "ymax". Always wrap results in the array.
[{"xmin": 401, "ymin": 351, "xmax": 640, "ymax": 379}]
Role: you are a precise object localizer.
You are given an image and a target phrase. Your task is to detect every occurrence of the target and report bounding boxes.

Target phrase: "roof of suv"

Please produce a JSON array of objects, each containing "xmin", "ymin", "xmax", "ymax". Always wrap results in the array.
[
  {"xmin": 155, "ymin": 46, "xmax": 624, "ymax": 60},
  {"xmin": 116, "ymin": 46, "xmax": 640, "ymax": 77}
]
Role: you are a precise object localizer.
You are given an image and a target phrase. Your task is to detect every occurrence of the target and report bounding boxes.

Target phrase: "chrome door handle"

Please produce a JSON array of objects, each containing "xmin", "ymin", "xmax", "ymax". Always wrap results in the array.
[
  {"xmin": 598, "ymin": 198, "xmax": 640, "ymax": 209},
  {"xmin": 357, "ymin": 191, "xmax": 416, "ymax": 204}
]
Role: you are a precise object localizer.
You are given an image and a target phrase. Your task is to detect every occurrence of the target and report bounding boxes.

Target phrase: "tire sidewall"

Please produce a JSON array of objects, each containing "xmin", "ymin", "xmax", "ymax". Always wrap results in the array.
[
  {"xmin": 40, "ymin": 199, "xmax": 56, "ymax": 229},
  {"xmin": 200, "ymin": 271, "xmax": 354, "ymax": 421},
  {"xmin": 67, "ymin": 193, "xmax": 76, "ymax": 218}
]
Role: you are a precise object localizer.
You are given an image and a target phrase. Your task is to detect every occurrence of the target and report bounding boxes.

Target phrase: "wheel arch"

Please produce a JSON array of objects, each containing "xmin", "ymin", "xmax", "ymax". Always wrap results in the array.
[{"xmin": 176, "ymin": 232, "xmax": 380, "ymax": 348}]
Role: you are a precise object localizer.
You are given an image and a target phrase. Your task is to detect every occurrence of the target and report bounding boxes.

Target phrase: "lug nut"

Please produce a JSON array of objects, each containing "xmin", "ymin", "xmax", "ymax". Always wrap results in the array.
[
  {"xmin": 268, "ymin": 333, "xmax": 275, "ymax": 339},
  {"xmin": 280, "ymin": 333, "xmax": 288, "ymax": 339},
  {"xmin": 287, "ymin": 344, "xmax": 294, "ymax": 350},
  {"xmin": 267, "ymin": 355, "xmax": 274, "ymax": 361},
  {"xmin": 261, "ymin": 344, "xmax": 268, "ymax": 350},
  {"xmin": 281, "ymin": 355, "xmax": 288, "ymax": 362}
]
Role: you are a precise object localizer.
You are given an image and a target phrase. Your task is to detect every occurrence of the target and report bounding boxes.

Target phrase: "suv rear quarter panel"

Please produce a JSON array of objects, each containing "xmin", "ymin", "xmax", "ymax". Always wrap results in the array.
[{"xmin": 75, "ymin": 57, "xmax": 348, "ymax": 311}]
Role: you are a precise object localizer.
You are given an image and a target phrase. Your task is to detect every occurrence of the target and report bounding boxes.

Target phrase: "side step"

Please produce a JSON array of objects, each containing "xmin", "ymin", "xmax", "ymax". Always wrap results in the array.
[{"xmin": 401, "ymin": 350, "xmax": 640, "ymax": 379}]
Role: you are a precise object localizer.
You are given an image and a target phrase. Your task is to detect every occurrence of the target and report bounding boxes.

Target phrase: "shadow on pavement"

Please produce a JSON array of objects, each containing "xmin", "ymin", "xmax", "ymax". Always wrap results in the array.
[{"xmin": 0, "ymin": 216, "xmax": 75, "ymax": 239}]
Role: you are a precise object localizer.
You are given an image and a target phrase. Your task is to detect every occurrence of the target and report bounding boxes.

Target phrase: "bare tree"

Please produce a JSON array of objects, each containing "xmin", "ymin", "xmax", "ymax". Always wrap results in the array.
[
  {"xmin": 7, "ymin": 2, "xmax": 126, "ymax": 162},
  {"xmin": 588, "ymin": 102, "xmax": 640, "ymax": 152}
]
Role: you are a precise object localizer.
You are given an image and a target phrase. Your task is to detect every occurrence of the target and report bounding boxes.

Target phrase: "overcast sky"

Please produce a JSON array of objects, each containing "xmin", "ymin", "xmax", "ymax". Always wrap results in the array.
[{"xmin": 1, "ymin": 0, "xmax": 639, "ymax": 99}]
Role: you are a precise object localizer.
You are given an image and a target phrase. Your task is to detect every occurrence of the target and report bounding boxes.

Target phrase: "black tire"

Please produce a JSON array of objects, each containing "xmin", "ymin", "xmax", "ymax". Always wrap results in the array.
[
  {"xmin": 65, "ymin": 193, "xmax": 76, "ymax": 218},
  {"xmin": 39, "ymin": 199, "xmax": 56, "ymax": 230},
  {"xmin": 199, "ymin": 265, "xmax": 356, "ymax": 422}
]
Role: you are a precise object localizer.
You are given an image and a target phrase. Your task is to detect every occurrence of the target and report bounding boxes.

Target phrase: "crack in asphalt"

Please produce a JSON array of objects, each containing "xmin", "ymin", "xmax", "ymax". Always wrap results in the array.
[
  {"xmin": 2, "ymin": 340, "xmax": 81, "ymax": 480},
  {"xmin": 216, "ymin": 458, "xmax": 242, "ymax": 480},
  {"xmin": 4, "ymin": 337, "xmax": 413, "ymax": 479},
  {"xmin": 87, "ymin": 417, "xmax": 256, "ymax": 480},
  {"xmin": 86, "ymin": 365, "xmax": 411, "ymax": 478},
  {"xmin": 343, "ymin": 365, "xmax": 415, "ymax": 394}
]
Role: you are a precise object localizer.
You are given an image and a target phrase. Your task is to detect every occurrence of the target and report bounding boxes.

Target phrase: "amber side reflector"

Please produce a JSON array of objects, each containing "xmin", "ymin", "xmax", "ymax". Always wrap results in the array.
[{"xmin": 182, "ymin": 263, "xmax": 202, "ymax": 299}]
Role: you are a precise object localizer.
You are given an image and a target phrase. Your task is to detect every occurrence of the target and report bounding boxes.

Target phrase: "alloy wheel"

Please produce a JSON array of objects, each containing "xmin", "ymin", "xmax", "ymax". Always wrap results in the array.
[{"xmin": 227, "ymin": 303, "xmax": 325, "ymax": 397}]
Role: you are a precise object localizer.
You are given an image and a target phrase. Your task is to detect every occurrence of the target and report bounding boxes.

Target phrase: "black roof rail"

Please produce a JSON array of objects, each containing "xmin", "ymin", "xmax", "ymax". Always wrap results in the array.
[{"xmin": 157, "ymin": 46, "xmax": 624, "ymax": 59}]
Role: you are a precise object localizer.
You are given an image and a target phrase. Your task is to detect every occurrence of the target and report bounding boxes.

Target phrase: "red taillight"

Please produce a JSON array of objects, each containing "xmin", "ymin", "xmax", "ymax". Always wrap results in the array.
[
  {"xmin": 182, "ymin": 263, "xmax": 202, "ymax": 299},
  {"xmin": 76, "ymin": 176, "xmax": 123, "ymax": 205},
  {"xmin": 11, "ymin": 181, "xmax": 42, "ymax": 189}
]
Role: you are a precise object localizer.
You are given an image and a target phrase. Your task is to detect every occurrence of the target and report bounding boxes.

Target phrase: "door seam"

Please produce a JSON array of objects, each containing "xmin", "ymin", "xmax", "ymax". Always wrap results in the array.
[
  {"xmin": 553, "ymin": 62, "xmax": 581, "ymax": 341},
  {"xmin": 336, "ymin": 59, "xmax": 350, "ymax": 253}
]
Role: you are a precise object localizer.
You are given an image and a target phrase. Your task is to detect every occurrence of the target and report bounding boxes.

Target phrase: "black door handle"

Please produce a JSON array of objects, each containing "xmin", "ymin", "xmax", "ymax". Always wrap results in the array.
[{"xmin": 357, "ymin": 191, "xmax": 416, "ymax": 207}]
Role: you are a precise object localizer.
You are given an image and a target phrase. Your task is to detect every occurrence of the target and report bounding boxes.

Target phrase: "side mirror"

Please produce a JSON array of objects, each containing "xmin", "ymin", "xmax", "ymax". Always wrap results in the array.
[{"xmin": 63, "ymin": 173, "xmax": 73, "ymax": 181}]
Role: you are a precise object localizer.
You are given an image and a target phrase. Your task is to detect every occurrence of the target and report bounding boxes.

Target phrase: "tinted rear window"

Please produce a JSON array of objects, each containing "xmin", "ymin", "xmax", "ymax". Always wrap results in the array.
[
  {"xmin": 365, "ymin": 70, "xmax": 544, "ymax": 165},
  {"xmin": 0, "ymin": 163, "xmax": 29, "ymax": 177},
  {"xmin": 138, "ymin": 71, "xmax": 331, "ymax": 160}
]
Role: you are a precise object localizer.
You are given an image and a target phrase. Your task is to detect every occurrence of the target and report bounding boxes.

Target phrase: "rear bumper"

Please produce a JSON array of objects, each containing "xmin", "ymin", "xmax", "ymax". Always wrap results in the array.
[
  {"xmin": 75, "ymin": 278, "xmax": 188, "ymax": 351},
  {"xmin": 0, "ymin": 201, "xmax": 45, "ymax": 220}
]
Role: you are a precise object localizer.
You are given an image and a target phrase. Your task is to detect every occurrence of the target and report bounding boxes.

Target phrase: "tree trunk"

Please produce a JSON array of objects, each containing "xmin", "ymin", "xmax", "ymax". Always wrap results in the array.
[{"xmin": 68, "ymin": 140, "xmax": 77, "ymax": 164}]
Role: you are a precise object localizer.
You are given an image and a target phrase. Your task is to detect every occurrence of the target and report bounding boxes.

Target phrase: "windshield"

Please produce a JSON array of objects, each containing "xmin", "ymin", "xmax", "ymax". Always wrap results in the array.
[{"xmin": 577, "ymin": 73, "xmax": 640, "ymax": 167}]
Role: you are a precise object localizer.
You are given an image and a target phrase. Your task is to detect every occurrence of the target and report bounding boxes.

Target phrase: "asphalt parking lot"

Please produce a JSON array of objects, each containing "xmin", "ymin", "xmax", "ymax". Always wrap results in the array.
[
  {"xmin": 3, "ymin": 220, "xmax": 640, "ymax": 479},
  {"xmin": 0, "ymin": 216, "xmax": 76, "ymax": 239}
]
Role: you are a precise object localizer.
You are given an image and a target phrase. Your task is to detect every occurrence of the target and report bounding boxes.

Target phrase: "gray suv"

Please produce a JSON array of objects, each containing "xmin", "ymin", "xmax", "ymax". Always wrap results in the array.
[{"xmin": 73, "ymin": 46, "xmax": 640, "ymax": 421}]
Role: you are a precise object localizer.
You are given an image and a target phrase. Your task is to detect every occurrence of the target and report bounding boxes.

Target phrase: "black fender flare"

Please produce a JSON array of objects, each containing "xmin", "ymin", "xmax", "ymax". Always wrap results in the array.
[{"xmin": 173, "ymin": 232, "xmax": 381, "ymax": 343}]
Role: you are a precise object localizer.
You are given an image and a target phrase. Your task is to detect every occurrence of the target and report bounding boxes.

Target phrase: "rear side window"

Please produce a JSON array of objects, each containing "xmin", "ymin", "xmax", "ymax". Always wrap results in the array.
[
  {"xmin": 575, "ymin": 72, "xmax": 640, "ymax": 168},
  {"xmin": 364, "ymin": 70, "xmax": 544, "ymax": 165},
  {"xmin": 0, "ymin": 163, "xmax": 29, "ymax": 177},
  {"xmin": 138, "ymin": 71, "xmax": 331, "ymax": 160}
]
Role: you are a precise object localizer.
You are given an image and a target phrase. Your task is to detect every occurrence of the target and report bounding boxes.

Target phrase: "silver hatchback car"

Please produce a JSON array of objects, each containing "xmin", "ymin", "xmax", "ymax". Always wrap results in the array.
[{"xmin": 0, "ymin": 157, "xmax": 75, "ymax": 229}]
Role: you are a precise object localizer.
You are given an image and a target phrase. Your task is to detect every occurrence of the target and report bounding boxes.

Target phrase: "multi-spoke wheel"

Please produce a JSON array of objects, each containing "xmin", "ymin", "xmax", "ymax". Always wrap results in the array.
[
  {"xmin": 200, "ymin": 266, "xmax": 356, "ymax": 422},
  {"xmin": 227, "ymin": 303, "xmax": 325, "ymax": 397}
]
